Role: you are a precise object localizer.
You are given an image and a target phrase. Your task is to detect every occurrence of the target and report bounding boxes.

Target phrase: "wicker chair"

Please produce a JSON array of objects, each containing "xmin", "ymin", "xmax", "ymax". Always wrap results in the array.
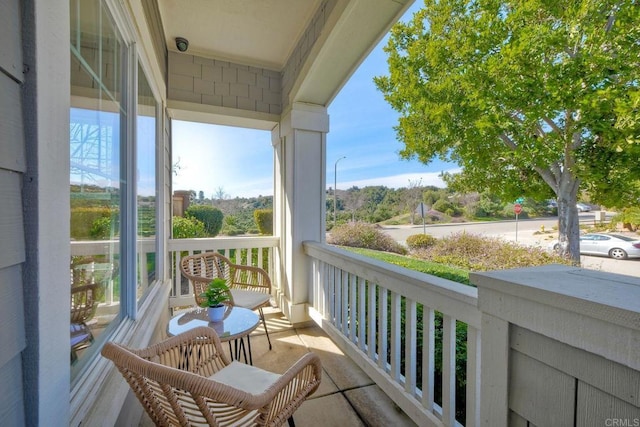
[
  {"xmin": 70, "ymin": 283, "xmax": 100, "ymax": 363},
  {"xmin": 102, "ymin": 327, "xmax": 321, "ymax": 426},
  {"xmin": 180, "ymin": 252, "xmax": 273, "ymax": 349}
]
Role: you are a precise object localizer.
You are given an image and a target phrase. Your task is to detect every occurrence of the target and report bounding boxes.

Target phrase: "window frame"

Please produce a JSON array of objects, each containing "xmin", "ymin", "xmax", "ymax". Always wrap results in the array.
[{"xmin": 70, "ymin": 0, "xmax": 167, "ymax": 421}]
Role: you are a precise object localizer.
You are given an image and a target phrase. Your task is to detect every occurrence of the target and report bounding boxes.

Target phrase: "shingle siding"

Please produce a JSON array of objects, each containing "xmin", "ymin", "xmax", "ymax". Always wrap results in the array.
[{"xmin": 168, "ymin": 51, "xmax": 282, "ymax": 115}]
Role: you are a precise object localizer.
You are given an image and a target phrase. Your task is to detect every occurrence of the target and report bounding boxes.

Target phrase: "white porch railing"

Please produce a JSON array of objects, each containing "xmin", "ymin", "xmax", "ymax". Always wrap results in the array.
[
  {"xmin": 71, "ymin": 239, "xmax": 157, "ymax": 302},
  {"xmin": 167, "ymin": 236, "xmax": 280, "ymax": 309},
  {"xmin": 304, "ymin": 241, "xmax": 481, "ymax": 427}
]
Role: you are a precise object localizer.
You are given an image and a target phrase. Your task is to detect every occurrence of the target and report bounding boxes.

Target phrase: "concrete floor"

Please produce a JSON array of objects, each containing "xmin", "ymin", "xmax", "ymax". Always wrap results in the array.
[{"xmin": 142, "ymin": 307, "xmax": 418, "ymax": 426}]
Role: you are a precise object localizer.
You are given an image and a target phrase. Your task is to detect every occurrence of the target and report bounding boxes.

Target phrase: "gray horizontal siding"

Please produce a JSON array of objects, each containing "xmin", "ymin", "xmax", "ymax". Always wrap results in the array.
[
  {"xmin": 0, "ymin": 355, "xmax": 25, "ymax": 426},
  {"xmin": 0, "ymin": 265, "xmax": 26, "ymax": 367},
  {"xmin": 0, "ymin": 169, "xmax": 25, "ymax": 269},
  {"xmin": 0, "ymin": 72, "xmax": 26, "ymax": 172},
  {"xmin": 0, "ymin": 0, "xmax": 23, "ymax": 81}
]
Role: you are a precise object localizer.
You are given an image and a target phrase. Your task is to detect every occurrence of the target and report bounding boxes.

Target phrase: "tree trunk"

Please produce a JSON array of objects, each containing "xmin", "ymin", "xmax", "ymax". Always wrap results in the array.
[{"xmin": 556, "ymin": 171, "xmax": 581, "ymax": 265}]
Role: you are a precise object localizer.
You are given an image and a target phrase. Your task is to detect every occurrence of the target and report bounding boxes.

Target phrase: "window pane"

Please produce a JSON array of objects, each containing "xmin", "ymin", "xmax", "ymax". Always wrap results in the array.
[
  {"xmin": 137, "ymin": 63, "xmax": 158, "ymax": 303},
  {"xmin": 70, "ymin": 0, "xmax": 126, "ymax": 374}
]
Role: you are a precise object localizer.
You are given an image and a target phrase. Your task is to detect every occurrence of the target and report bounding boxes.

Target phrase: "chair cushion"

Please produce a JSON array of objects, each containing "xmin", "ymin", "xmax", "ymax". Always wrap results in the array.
[
  {"xmin": 210, "ymin": 361, "xmax": 280, "ymax": 395},
  {"xmin": 230, "ymin": 289, "xmax": 270, "ymax": 311}
]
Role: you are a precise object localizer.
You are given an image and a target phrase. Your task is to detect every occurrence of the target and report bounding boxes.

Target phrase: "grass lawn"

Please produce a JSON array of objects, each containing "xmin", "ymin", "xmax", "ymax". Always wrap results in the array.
[{"xmin": 343, "ymin": 246, "xmax": 472, "ymax": 286}]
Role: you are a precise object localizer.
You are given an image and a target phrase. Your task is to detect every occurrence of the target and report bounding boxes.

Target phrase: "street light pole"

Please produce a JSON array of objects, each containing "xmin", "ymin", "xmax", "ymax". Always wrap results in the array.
[{"xmin": 334, "ymin": 156, "xmax": 346, "ymax": 227}]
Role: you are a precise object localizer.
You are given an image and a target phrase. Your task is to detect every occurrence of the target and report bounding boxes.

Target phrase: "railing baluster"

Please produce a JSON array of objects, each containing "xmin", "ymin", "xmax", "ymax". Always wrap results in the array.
[
  {"xmin": 422, "ymin": 307, "xmax": 435, "ymax": 410},
  {"xmin": 342, "ymin": 271, "xmax": 349, "ymax": 336},
  {"xmin": 442, "ymin": 314, "xmax": 457, "ymax": 426},
  {"xmin": 349, "ymin": 274, "xmax": 357, "ymax": 343},
  {"xmin": 466, "ymin": 326, "xmax": 481, "ymax": 427},
  {"xmin": 390, "ymin": 291, "xmax": 401, "ymax": 381},
  {"xmin": 378, "ymin": 288, "xmax": 388, "ymax": 371},
  {"xmin": 367, "ymin": 281, "xmax": 376, "ymax": 360},
  {"xmin": 327, "ymin": 265, "xmax": 336, "ymax": 325},
  {"xmin": 334, "ymin": 269, "xmax": 340, "ymax": 328},
  {"xmin": 320, "ymin": 261, "xmax": 327, "ymax": 318},
  {"xmin": 405, "ymin": 298, "xmax": 417, "ymax": 395},
  {"xmin": 358, "ymin": 277, "xmax": 366, "ymax": 352}
]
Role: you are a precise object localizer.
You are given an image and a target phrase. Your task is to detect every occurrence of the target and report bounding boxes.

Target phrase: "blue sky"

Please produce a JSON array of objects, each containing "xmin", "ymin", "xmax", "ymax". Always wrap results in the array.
[{"xmin": 172, "ymin": 2, "xmax": 459, "ymax": 198}]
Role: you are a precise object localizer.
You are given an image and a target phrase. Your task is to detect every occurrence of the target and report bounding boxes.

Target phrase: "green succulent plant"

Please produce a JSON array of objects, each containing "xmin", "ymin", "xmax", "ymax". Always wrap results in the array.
[{"xmin": 199, "ymin": 278, "xmax": 231, "ymax": 307}]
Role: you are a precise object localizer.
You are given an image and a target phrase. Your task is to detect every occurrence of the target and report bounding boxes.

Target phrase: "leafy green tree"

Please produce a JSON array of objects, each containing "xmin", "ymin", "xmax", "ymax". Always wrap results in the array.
[{"xmin": 375, "ymin": 0, "xmax": 640, "ymax": 263}]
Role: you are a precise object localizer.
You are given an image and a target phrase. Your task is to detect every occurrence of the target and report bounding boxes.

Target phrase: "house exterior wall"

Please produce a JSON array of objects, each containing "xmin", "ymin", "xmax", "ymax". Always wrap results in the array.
[
  {"xmin": 0, "ymin": 3, "xmax": 27, "ymax": 423},
  {"xmin": 168, "ymin": 51, "xmax": 283, "ymax": 115},
  {"xmin": 20, "ymin": 0, "xmax": 72, "ymax": 425}
]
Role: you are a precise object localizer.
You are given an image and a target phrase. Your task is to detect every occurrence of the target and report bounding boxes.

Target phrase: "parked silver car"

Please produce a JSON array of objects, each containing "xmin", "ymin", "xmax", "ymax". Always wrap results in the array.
[
  {"xmin": 576, "ymin": 203, "xmax": 591, "ymax": 212},
  {"xmin": 550, "ymin": 233, "xmax": 640, "ymax": 259}
]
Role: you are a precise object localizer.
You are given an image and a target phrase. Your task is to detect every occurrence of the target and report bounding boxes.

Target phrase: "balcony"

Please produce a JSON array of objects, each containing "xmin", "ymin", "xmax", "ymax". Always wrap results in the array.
[{"xmin": 75, "ymin": 236, "xmax": 640, "ymax": 426}]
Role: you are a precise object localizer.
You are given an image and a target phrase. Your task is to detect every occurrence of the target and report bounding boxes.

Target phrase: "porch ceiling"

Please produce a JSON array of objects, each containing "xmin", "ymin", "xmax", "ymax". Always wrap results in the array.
[
  {"xmin": 158, "ymin": 0, "xmax": 414, "ymax": 108},
  {"xmin": 158, "ymin": 0, "xmax": 321, "ymax": 71}
]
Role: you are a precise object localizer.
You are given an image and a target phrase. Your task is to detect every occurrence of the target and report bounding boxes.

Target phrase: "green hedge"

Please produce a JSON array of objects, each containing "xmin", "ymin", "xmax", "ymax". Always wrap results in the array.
[
  {"xmin": 172, "ymin": 216, "xmax": 207, "ymax": 238},
  {"xmin": 71, "ymin": 207, "xmax": 117, "ymax": 240},
  {"xmin": 185, "ymin": 205, "xmax": 224, "ymax": 237},
  {"xmin": 254, "ymin": 209, "xmax": 273, "ymax": 235}
]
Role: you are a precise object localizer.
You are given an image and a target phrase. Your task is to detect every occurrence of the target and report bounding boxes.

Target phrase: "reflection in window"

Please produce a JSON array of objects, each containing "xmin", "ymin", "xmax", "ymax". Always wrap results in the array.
[
  {"xmin": 137, "ymin": 63, "xmax": 158, "ymax": 303},
  {"xmin": 70, "ymin": 0, "xmax": 125, "ymax": 373}
]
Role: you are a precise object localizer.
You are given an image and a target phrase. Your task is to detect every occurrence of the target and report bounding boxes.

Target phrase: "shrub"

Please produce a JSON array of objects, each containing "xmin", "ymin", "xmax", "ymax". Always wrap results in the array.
[
  {"xmin": 611, "ymin": 207, "xmax": 640, "ymax": 231},
  {"xmin": 406, "ymin": 233, "xmax": 438, "ymax": 250},
  {"xmin": 432, "ymin": 199, "xmax": 463, "ymax": 216},
  {"xmin": 71, "ymin": 207, "xmax": 116, "ymax": 239},
  {"xmin": 254, "ymin": 209, "xmax": 273, "ymax": 235},
  {"xmin": 327, "ymin": 222, "xmax": 407, "ymax": 254},
  {"xmin": 185, "ymin": 205, "xmax": 224, "ymax": 236},
  {"xmin": 90, "ymin": 217, "xmax": 118, "ymax": 239},
  {"xmin": 172, "ymin": 216, "xmax": 207, "ymax": 239},
  {"xmin": 414, "ymin": 232, "xmax": 570, "ymax": 271}
]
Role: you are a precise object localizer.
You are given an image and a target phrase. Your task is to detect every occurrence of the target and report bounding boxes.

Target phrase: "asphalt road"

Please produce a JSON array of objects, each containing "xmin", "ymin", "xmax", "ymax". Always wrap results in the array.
[{"xmin": 379, "ymin": 213, "xmax": 639, "ymax": 277}]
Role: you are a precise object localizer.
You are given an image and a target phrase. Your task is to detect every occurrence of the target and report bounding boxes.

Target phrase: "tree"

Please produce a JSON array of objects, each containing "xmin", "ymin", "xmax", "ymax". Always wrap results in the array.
[
  {"xmin": 375, "ymin": 0, "xmax": 640, "ymax": 263},
  {"xmin": 214, "ymin": 186, "xmax": 228, "ymax": 200},
  {"xmin": 406, "ymin": 178, "xmax": 423, "ymax": 224}
]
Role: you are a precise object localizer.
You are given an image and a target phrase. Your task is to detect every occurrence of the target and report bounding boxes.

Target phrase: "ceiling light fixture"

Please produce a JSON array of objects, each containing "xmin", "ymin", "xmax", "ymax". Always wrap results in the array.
[{"xmin": 175, "ymin": 37, "xmax": 189, "ymax": 52}]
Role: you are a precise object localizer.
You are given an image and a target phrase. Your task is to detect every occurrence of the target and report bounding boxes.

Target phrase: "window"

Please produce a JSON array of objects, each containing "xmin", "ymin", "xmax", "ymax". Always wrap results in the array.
[
  {"xmin": 69, "ymin": 0, "xmax": 159, "ymax": 376},
  {"xmin": 137, "ymin": 63, "xmax": 158, "ymax": 304}
]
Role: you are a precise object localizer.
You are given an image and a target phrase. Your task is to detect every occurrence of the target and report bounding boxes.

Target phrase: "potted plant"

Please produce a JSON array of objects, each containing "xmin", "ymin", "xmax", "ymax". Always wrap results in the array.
[{"xmin": 199, "ymin": 278, "xmax": 231, "ymax": 322}]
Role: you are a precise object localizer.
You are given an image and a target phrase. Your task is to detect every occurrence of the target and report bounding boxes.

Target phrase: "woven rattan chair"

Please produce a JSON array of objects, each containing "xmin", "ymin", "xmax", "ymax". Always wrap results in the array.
[
  {"xmin": 180, "ymin": 252, "xmax": 273, "ymax": 349},
  {"xmin": 102, "ymin": 327, "xmax": 321, "ymax": 426},
  {"xmin": 70, "ymin": 283, "xmax": 100, "ymax": 363}
]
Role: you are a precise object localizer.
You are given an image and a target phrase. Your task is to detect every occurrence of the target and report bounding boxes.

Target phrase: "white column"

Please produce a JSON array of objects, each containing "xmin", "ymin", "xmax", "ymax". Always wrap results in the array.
[{"xmin": 272, "ymin": 103, "xmax": 329, "ymax": 324}]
